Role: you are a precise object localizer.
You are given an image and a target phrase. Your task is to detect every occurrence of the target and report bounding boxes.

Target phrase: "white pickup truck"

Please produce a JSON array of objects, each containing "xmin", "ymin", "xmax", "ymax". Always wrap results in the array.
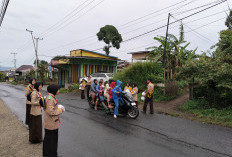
[{"xmin": 79, "ymin": 73, "xmax": 114, "ymax": 83}]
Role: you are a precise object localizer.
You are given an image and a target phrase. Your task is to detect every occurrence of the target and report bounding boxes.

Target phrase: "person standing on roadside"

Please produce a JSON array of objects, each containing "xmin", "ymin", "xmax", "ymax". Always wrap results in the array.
[
  {"xmin": 29, "ymin": 81, "xmax": 43, "ymax": 143},
  {"xmin": 25, "ymin": 78, "xmax": 35, "ymax": 127},
  {"xmin": 131, "ymin": 83, "xmax": 139, "ymax": 107},
  {"xmin": 80, "ymin": 79, "xmax": 86, "ymax": 99},
  {"xmin": 143, "ymin": 79, "xmax": 154, "ymax": 114},
  {"xmin": 86, "ymin": 76, "xmax": 92, "ymax": 99},
  {"xmin": 43, "ymin": 84, "xmax": 65, "ymax": 157},
  {"xmin": 124, "ymin": 82, "xmax": 132, "ymax": 93}
]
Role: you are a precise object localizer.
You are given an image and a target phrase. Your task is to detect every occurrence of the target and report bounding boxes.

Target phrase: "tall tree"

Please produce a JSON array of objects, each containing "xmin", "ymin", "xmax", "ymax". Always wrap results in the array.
[
  {"xmin": 225, "ymin": 10, "xmax": 232, "ymax": 30},
  {"xmin": 97, "ymin": 25, "xmax": 122, "ymax": 55}
]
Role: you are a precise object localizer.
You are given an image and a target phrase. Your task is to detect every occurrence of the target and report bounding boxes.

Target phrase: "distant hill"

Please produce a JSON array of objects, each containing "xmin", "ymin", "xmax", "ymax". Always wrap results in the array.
[{"xmin": 0, "ymin": 66, "xmax": 12, "ymax": 71}]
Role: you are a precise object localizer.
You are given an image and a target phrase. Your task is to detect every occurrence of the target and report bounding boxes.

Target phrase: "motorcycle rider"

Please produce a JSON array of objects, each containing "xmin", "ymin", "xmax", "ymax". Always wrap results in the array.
[
  {"xmin": 112, "ymin": 80, "xmax": 123, "ymax": 119},
  {"xmin": 95, "ymin": 81, "xmax": 104, "ymax": 110},
  {"xmin": 89, "ymin": 79, "xmax": 98, "ymax": 106}
]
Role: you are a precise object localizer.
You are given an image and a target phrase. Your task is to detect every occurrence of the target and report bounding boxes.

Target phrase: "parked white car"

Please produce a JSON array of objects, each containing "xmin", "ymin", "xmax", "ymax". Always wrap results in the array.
[{"xmin": 79, "ymin": 73, "xmax": 114, "ymax": 83}]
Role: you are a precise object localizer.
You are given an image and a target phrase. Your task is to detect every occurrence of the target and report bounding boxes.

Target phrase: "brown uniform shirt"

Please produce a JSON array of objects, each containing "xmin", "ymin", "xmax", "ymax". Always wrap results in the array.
[
  {"xmin": 25, "ymin": 84, "xmax": 33, "ymax": 105},
  {"xmin": 30, "ymin": 89, "xmax": 42, "ymax": 116},
  {"xmin": 146, "ymin": 82, "xmax": 154, "ymax": 98},
  {"xmin": 44, "ymin": 94, "xmax": 63, "ymax": 130},
  {"xmin": 132, "ymin": 87, "xmax": 138, "ymax": 101}
]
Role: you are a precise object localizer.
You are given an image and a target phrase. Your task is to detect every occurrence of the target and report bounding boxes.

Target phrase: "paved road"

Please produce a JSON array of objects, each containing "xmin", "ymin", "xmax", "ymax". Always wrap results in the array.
[{"xmin": 1, "ymin": 83, "xmax": 232, "ymax": 157}]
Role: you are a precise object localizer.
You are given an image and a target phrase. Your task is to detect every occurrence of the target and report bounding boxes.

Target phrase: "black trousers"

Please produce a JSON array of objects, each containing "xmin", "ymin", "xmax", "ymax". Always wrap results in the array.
[
  {"xmin": 143, "ymin": 96, "xmax": 154, "ymax": 114},
  {"xmin": 43, "ymin": 129, "xmax": 58, "ymax": 157},
  {"xmin": 25, "ymin": 104, "xmax": 31, "ymax": 126}
]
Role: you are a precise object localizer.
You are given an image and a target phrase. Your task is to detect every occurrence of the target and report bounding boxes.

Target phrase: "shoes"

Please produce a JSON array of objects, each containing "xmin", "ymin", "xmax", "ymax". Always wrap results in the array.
[
  {"xmin": 114, "ymin": 115, "xmax": 117, "ymax": 118},
  {"xmin": 141, "ymin": 110, "xmax": 146, "ymax": 114},
  {"xmin": 150, "ymin": 112, "xmax": 154, "ymax": 114}
]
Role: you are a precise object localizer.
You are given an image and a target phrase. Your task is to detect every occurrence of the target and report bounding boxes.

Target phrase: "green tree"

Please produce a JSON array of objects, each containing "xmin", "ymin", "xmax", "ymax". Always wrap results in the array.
[
  {"xmin": 225, "ymin": 10, "xmax": 232, "ymax": 30},
  {"xmin": 0, "ymin": 72, "xmax": 6, "ymax": 82},
  {"xmin": 37, "ymin": 63, "xmax": 48, "ymax": 83},
  {"xmin": 33, "ymin": 59, "xmax": 48, "ymax": 65},
  {"xmin": 97, "ymin": 25, "xmax": 122, "ymax": 55},
  {"xmin": 26, "ymin": 69, "xmax": 35, "ymax": 79},
  {"xmin": 147, "ymin": 24, "xmax": 197, "ymax": 80}
]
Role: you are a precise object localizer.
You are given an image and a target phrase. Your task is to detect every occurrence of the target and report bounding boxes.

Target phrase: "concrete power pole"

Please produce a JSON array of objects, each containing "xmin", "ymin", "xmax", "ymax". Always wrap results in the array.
[
  {"xmin": 34, "ymin": 37, "xmax": 43, "ymax": 73},
  {"xmin": 11, "ymin": 52, "xmax": 17, "ymax": 69},
  {"xmin": 26, "ymin": 29, "xmax": 43, "ymax": 79}
]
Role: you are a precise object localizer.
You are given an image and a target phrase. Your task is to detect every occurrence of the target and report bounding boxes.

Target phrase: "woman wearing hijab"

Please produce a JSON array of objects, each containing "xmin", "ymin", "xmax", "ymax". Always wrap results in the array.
[
  {"xmin": 29, "ymin": 81, "xmax": 43, "ymax": 143},
  {"xmin": 43, "ymin": 84, "xmax": 65, "ymax": 157},
  {"xmin": 25, "ymin": 78, "xmax": 35, "ymax": 126},
  {"xmin": 124, "ymin": 82, "xmax": 132, "ymax": 93},
  {"xmin": 131, "ymin": 83, "xmax": 139, "ymax": 107}
]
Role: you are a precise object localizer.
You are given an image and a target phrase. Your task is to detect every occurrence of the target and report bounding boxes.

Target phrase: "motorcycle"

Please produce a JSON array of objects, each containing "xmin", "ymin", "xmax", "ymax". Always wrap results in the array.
[
  {"xmin": 105, "ymin": 91, "xmax": 139, "ymax": 119},
  {"xmin": 88, "ymin": 93, "xmax": 108, "ymax": 111}
]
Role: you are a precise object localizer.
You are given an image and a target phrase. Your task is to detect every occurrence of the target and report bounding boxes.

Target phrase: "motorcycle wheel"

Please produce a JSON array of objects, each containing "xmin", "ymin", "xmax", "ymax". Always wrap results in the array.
[
  {"xmin": 88, "ymin": 98, "xmax": 94, "ymax": 109},
  {"xmin": 128, "ymin": 106, "xmax": 139, "ymax": 119}
]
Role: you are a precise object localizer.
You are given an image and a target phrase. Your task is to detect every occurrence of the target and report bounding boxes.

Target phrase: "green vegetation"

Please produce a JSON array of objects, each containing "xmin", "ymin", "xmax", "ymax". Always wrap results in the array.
[
  {"xmin": 97, "ymin": 25, "xmax": 122, "ymax": 55},
  {"xmin": 113, "ymin": 62, "xmax": 163, "ymax": 90},
  {"xmin": 181, "ymin": 100, "xmax": 232, "ymax": 127},
  {"xmin": 0, "ymin": 72, "xmax": 5, "ymax": 82},
  {"xmin": 59, "ymin": 84, "xmax": 79, "ymax": 93},
  {"xmin": 178, "ymin": 11, "xmax": 232, "ymax": 108}
]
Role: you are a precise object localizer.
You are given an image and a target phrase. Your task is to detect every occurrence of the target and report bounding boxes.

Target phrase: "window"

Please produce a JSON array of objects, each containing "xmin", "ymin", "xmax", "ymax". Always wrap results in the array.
[
  {"xmin": 106, "ymin": 73, "xmax": 113, "ymax": 77},
  {"xmin": 91, "ymin": 73, "xmax": 106, "ymax": 77}
]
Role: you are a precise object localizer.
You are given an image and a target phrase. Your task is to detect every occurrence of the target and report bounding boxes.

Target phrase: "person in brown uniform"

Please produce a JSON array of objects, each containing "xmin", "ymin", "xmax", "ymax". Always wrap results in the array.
[
  {"xmin": 143, "ymin": 79, "xmax": 154, "ymax": 114},
  {"xmin": 131, "ymin": 83, "xmax": 139, "ymax": 107},
  {"xmin": 43, "ymin": 84, "xmax": 65, "ymax": 157},
  {"xmin": 25, "ymin": 78, "xmax": 35, "ymax": 126},
  {"xmin": 29, "ymin": 81, "xmax": 43, "ymax": 143}
]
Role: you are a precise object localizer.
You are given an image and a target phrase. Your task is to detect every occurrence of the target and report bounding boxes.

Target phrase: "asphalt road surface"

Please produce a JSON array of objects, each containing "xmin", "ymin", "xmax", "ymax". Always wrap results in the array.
[{"xmin": 1, "ymin": 83, "xmax": 232, "ymax": 157}]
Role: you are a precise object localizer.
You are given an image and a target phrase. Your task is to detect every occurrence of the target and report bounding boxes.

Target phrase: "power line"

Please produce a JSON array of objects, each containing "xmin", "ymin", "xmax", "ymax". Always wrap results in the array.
[
  {"xmin": 0, "ymin": 0, "xmax": 9, "ymax": 27},
  {"xmin": 170, "ymin": 14, "xmax": 216, "ymax": 44},
  {"xmin": 43, "ymin": 0, "xmax": 105, "ymax": 37},
  {"xmin": 39, "ymin": 0, "xmax": 91, "ymax": 36},
  {"xmin": 123, "ymin": 0, "xmax": 227, "ymax": 43}
]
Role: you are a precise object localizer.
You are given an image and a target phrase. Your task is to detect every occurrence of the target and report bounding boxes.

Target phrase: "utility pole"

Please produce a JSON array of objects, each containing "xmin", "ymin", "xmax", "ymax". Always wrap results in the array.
[
  {"xmin": 26, "ymin": 29, "xmax": 43, "ymax": 79},
  {"xmin": 11, "ymin": 52, "xmax": 17, "ymax": 69},
  {"xmin": 163, "ymin": 13, "xmax": 171, "ymax": 82},
  {"xmin": 34, "ymin": 37, "xmax": 43, "ymax": 77}
]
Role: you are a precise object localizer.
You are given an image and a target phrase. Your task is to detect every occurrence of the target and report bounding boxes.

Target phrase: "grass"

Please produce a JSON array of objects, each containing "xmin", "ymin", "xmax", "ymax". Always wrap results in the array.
[
  {"xmin": 181, "ymin": 99, "xmax": 232, "ymax": 128},
  {"xmin": 59, "ymin": 88, "xmax": 70, "ymax": 93}
]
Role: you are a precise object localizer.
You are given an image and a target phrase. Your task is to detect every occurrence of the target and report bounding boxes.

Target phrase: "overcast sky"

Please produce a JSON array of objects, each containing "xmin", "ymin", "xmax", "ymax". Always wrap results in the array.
[{"xmin": 0, "ymin": 0, "xmax": 231, "ymax": 68}]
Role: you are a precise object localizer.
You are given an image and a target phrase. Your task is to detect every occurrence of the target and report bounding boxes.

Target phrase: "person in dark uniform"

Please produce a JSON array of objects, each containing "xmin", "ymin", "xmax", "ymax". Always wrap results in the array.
[{"xmin": 25, "ymin": 78, "xmax": 35, "ymax": 127}]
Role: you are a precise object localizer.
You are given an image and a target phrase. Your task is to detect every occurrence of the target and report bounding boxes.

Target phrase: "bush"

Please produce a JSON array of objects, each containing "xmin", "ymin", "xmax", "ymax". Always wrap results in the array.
[
  {"xmin": 68, "ymin": 84, "xmax": 79, "ymax": 92},
  {"xmin": 178, "ymin": 59, "xmax": 232, "ymax": 108},
  {"xmin": 113, "ymin": 62, "xmax": 163, "ymax": 90}
]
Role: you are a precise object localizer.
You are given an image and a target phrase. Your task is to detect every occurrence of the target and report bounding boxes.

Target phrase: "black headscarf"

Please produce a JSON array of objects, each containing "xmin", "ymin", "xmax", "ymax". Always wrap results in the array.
[
  {"xmin": 47, "ymin": 84, "xmax": 60, "ymax": 95},
  {"xmin": 29, "ymin": 78, "xmax": 35, "ymax": 85},
  {"xmin": 34, "ymin": 82, "xmax": 43, "ymax": 91}
]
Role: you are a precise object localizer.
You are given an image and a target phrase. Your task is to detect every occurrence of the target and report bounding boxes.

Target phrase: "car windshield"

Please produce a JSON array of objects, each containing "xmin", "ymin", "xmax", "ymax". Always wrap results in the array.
[
  {"xmin": 91, "ymin": 73, "xmax": 106, "ymax": 77},
  {"xmin": 106, "ymin": 73, "xmax": 113, "ymax": 77}
]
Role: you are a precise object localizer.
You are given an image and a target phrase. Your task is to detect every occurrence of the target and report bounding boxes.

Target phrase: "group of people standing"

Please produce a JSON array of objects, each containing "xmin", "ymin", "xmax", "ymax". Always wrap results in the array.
[
  {"xmin": 80, "ymin": 76, "xmax": 154, "ymax": 117},
  {"xmin": 25, "ymin": 79, "xmax": 65, "ymax": 157}
]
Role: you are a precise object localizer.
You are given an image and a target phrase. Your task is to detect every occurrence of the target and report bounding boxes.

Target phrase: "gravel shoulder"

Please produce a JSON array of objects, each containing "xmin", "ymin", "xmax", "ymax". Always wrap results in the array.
[{"xmin": 0, "ymin": 99, "xmax": 42, "ymax": 157}]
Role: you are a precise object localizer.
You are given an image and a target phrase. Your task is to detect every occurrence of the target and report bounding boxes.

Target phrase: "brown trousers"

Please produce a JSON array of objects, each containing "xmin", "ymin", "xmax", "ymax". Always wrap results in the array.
[
  {"xmin": 143, "ymin": 96, "xmax": 154, "ymax": 114},
  {"xmin": 25, "ymin": 104, "xmax": 31, "ymax": 126},
  {"xmin": 29, "ymin": 114, "xmax": 42, "ymax": 143}
]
